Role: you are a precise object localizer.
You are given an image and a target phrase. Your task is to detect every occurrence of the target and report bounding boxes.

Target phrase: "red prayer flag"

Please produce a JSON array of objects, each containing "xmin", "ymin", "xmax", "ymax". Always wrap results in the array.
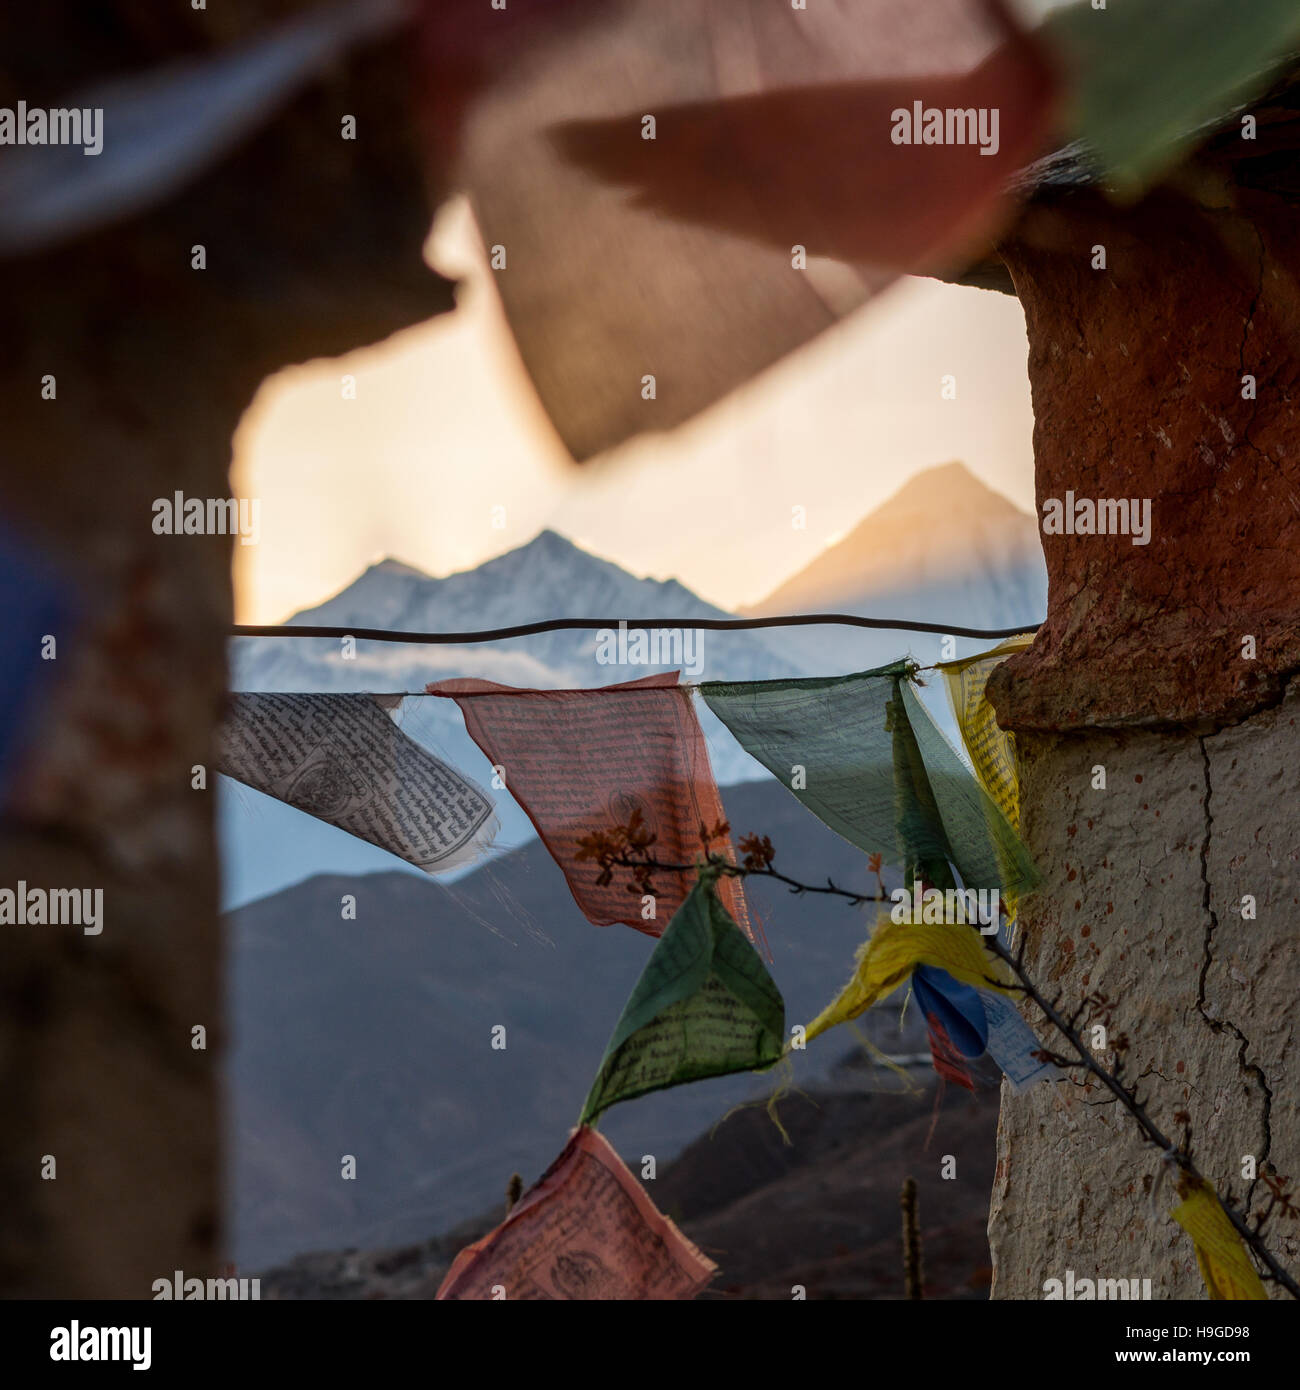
[
  {"xmin": 425, "ymin": 672, "xmax": 749, "ymax": 938},
  {"xmin": 927, "ymin": 1013, "xmax": 977, "ymax": 1093},
  {"xmin": 437, "ymin": 1126, "xmax": 716, "ymax": 1300}
]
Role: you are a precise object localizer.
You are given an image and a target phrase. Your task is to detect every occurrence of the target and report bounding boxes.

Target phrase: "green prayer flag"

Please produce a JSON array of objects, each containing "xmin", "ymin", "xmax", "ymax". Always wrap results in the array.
[
  {"xmin": 700, "ymin": 664, "xmax": 1038, "ymax": 898},
  {"xmin": 1040, "ymin": 0, "xmax": 1300, "ymax": 194},
  {"xmin": 580, "ymin": 872, "xmax": 784, "ymax": 1125},
  {"xmin": 898, "ymin": 680, "xmax": 1039, "ymax": 898}
]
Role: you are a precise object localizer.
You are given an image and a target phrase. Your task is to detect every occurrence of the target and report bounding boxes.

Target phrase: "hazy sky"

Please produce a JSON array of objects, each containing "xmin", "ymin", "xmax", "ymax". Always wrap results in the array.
[{"xmin": 231, "ymin": 199, "xmax": 1036, "ymax": 623}]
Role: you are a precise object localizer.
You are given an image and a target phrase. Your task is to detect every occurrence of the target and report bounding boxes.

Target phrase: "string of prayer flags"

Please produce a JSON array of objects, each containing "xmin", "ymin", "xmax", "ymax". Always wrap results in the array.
[
  {"xmin": 217, "ymin": 692, "xmax": 498, "ymax": 873},
  {"xmin": 436, "ymin": 1126, "xmax": 716, "ymax": 1300},
  {"xmin": 580, "ymin": 870, "xmax": 784, "ymax": 1125},
  {"xmin": 804, "ymin": 911, "xmax": 1013, "ymax": 1045},
  {"xmin": 426, "ymin": 673, "xmax": 748, "ymax": 938},
  {"xmin": 701, "ymin": 664, "xmax": 1038, "ymax": 898},
  {"xmin": 1172, "ymin": 1175, "xmax": 1268, "ymax": 1301}
]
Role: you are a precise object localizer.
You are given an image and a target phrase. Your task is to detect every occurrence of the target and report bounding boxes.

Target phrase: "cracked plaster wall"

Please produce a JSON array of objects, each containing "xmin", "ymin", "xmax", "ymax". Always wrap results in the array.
[{"xmin": 989, "ymin": 685, "xmax": 1299, "ymax": 1297}]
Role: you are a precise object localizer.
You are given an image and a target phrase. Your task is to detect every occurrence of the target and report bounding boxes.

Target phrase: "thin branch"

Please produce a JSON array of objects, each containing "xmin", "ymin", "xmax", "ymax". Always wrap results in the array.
[{"xmin": 604, "ymin": 850, "xmax": 886, "ymax": 907}]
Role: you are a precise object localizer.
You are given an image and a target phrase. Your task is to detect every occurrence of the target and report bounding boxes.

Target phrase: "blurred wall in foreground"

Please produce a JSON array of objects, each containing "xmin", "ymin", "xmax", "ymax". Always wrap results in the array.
[{"xmin": 0, "ymin": 2, "xmax": 451, "ymax": 1296}]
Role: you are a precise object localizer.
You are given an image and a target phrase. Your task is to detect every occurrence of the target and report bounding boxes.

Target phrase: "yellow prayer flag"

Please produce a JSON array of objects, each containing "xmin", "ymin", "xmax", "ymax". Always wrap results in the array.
[
  {"xmin": 937, "ymin": 634, "xmax": 1034, "ymax": 926},
  {"xmin": 805, "ymin": 911, "xmax": 1013, "ymax": 1043},
  {"xmin": 937, "ymin": 634, "xmax": 1034, "ymax": 832},
  {"xmin": 1172, "ymin": 1176, "xmax": 1268, "ymax": 1301}
]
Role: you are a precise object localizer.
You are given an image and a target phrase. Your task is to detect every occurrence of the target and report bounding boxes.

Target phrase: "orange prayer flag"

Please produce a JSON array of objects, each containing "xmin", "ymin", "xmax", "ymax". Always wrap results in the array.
[
  {"xmin": 425, "ymin": 673, "xmax": 748, "ymax": 938},
  {"xmin": 437, "ymin": 1126, "xmax": 716, "ymax": 1300}
]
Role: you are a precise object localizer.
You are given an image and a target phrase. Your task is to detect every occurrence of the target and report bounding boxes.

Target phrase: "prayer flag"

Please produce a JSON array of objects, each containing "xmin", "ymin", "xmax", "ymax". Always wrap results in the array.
[
  {"xmin": 805, "ymin": 911, "xmax": 1012, "ymax": 1045},
  {"xmin": 1038, "ymin": 0, "xmax": 1300, "ymax": 195},
  {"xmin": 979, "ymin": 988, "xmax": 1059, "ymax": 1093},
  {"xmin": 426, "ymin": 673, "xmax": 748, "ymax": 937},
  {"xmin": 418, "ymin": 0, "xmax": 1056, "ymax": 459},
  {"xmin": 0, "ymin": 526, "xmax": 73, "ymax": 800},
  {"xmin": 926, "ymin": 1015, "xmax": 976, "ymax": 1092},
  {"xmin": 580, "ymin": 871, "xmax": 783, "ymax": 1125},
  {"xmin": 701, "ymin": 665, "xmax": 1038, "ymax": 898},
  {"xmin": 437, "ymin": 1125, "xmax": 716, "ymax": 1300},
  {"xmin": 218, "ymin": 692, "xmax": 497, "ymax": 873},
  {"xmin": 937, "ymin": 634, "xmax": 1035, "ymax": 925},
  {"xmin": 1172, "ymin": 1175, "xmax": 1268, "ymax": 1301},
  {"xmin": 913, "ymin": 965, "xmax": 988, "ymax": 1059},
  {"xmin": 936, "ymin": 634, "xmax": 1034, "ymax": 833}
]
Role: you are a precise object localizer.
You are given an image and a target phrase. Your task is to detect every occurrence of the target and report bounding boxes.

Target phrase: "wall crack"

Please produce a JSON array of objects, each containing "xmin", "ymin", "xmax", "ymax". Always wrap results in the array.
[{"xmin": 1195, "ymin": 734, "xmax": 1274, "ymax": 1211}]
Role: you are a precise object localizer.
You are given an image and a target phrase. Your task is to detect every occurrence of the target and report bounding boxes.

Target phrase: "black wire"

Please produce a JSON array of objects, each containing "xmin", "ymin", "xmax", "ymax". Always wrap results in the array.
[{"xmin": 230, "ymin": 614, "xmax": 1041, "ymax": 644}]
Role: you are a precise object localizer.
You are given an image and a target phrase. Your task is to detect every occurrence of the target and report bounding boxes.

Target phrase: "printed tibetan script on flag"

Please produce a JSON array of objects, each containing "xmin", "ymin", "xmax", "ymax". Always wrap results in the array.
[
  {"xmin": 218, "ymin": 692, "xmax": 497, "ymax": 873},
  {"xmin": 580, "ymin": 872, "xmax": 783, "ymax": 1125},
  {"xmin": 437, "ymin": 1126, "xmax": 715, "ymax": 1300},
  {"xmin": 979, "ymin": 987, "xmax": 1058, "ymax": 1093},
  {"xmin": 937, "ymin": 634, "xmax": 1034, "ymax": 831},
  {"xmin": 426, "ymin": 672, "xmax": 748, "ymax": 937}
]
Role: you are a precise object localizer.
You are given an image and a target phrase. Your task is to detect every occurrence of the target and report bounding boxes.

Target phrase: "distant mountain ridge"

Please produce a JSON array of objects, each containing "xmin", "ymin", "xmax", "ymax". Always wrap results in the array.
[
  {"xmin": 256, "ymin": 1082, "xmax": 1001, "ymax": 1300},
  {"xmin": 746, "ymin": 461, "xmax": 1044, "ymax": 628},
  {"xmin": 297, "ymin": 530, "xmax": 716, "ymax": 645},
  {"xmin": 232, "ymin": 527, "xmax": 802, "ymax": 694}
]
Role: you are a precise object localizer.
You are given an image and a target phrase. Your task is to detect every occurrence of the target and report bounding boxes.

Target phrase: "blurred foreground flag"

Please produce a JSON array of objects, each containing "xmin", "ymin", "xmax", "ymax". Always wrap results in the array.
[
  {"xmin": 1034, "ymin": 0, "xmax": 1300, "ymax": 195},
  {"xmin": 418, "ymin": 0, "xmax": 1058, "ymax": 458},
  {"xmin": 0, "ymin": 0, "xmax": 409, "ymax": 255},
  {"xmin": 0, "ymin": 526, "xmax": 74, "ymax": 802},
  {"xmin": 437, "ymin": 1126, "xmax": 716, "ymax": 1300},
  {"xmin": 426, "ymin": 673, "xmax": 749, "ymax": 937}
]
